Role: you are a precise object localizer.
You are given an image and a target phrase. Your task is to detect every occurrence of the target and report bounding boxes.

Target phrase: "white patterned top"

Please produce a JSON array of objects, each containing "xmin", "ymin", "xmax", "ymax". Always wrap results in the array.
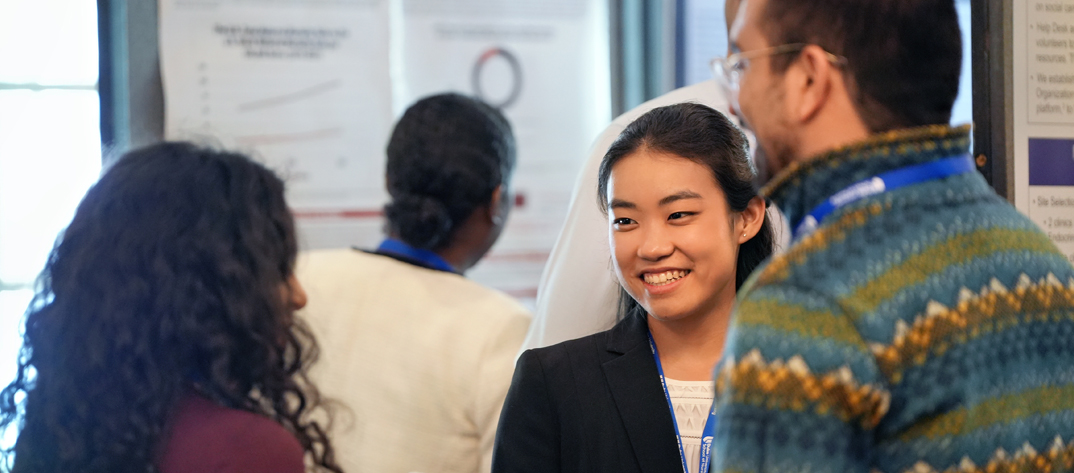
[{"xmin": 665, "ymin": 378, "xmax": 716, "ymax": 473}]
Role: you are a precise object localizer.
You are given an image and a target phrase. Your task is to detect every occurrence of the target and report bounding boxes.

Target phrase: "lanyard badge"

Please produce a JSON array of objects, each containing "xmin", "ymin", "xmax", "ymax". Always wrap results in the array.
[
  {"xmin": 648, "ymin": 332, "xmax": 719, "ymax": 473},
  {"xmin": 793, "ymin": 154, "xmax": 977, "ymax": 240}
]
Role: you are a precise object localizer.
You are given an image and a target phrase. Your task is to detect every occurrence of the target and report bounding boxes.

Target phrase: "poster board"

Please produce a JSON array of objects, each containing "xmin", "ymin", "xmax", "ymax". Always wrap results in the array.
[
  {"xmin": 159, "ymin": 0, "xmax": 611, "ymax": 300},
  {"xmin": 159, "ymin": 0, "xmax": 395, "ymax": 249},
  {"xmin": 393, "ymin": 0, "xmax": 610, "ymax": 298},
  {"xmin": 1012, "ymin": 0, "xmax": 1074, "ymax": 264}
]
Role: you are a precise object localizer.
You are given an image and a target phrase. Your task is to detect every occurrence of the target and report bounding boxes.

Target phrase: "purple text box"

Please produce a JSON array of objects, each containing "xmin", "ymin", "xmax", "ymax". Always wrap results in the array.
[{"xmin": 1029, "ymin": 138, "xmax": 1074, "ymax": 186}]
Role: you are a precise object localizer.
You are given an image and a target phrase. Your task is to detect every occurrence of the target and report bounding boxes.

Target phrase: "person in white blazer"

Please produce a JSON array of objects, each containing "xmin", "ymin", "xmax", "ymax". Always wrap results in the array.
[{"xmin": 297, "ymin": 93, "xmax": 531, "ymax": 473}]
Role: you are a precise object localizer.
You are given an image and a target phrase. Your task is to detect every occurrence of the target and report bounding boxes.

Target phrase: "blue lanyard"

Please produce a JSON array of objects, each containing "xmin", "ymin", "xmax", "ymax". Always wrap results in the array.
[
  {"xmin": 375, "ymin": 238, "xmax": 456, "ymax": 273},
  {"xmin": 793, "ymin": 154, "xmax": 976, "ymax": 240},
  {"xmin": 648, "ymin": 332, "xmax": 719, "ymax": 473}
]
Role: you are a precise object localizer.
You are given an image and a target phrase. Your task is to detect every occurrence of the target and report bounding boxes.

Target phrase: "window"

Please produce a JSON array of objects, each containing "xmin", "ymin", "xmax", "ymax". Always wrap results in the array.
[{"xmin": 0, "ymin": 0, "xmax": 101, "ymax": 447}]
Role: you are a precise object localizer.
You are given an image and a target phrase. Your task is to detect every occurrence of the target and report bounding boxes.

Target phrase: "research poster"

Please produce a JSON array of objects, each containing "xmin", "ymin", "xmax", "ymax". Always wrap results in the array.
[
  {"xmin": 159, "ymin": 0, "xmax": 395, "ymax": 249},
  {"xmin": 1013, "ymin": 0, "xmax": 1074, "ymax": 265},
  {"xmin": 395, "ymin": 0, "xmax": 610, "ymax": 298},
  {"xmin": 160, "ymin": 0, "xmax": 611, "ymax": 300}
]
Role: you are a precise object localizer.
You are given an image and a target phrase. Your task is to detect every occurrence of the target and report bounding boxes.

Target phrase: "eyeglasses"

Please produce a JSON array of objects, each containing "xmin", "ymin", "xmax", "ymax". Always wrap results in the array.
[{"xmin": 710, "ymin": 43, "xmax": 848, "ymax": 112}]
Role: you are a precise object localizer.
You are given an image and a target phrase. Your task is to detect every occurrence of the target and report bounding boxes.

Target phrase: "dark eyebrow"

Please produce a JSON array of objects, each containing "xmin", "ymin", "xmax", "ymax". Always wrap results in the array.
[
  {"xmin": 659, "ymin": 191, "xmax": 702, "ymax": 206},
  {"xmin": 608, "ymin": 199, "xmax": 636, "ymax": 210}
]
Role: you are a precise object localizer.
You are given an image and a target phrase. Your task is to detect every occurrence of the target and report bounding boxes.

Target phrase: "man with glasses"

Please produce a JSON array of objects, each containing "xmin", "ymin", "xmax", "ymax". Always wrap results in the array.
[{"xmin": 710, "ymin": 1, "xmax": 1074, "ymax": 473}]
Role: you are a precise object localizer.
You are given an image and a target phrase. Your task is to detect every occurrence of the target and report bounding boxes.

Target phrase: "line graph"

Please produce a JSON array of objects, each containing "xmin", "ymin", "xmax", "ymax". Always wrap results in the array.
[
  {"xmin": 234, "ymin": 126, "xmax": 343, "ymax": 146},
  {"xmin": 236, "ymin": 79, "xmax": 342, "ymax": 112}
]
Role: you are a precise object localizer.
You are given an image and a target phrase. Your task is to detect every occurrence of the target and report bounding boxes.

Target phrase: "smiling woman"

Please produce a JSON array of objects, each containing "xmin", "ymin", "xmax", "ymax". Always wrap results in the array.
[
  {"xmin": 492, "ymin": 103, "xmax": 775, "ymax": 473},
  {"xmin": 605, "ymin": 149, "xmax": 754, "ymax": 359}
]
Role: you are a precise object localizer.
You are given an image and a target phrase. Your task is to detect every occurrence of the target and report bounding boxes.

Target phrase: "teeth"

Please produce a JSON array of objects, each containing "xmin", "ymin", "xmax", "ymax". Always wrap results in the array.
[{"xmin": 643, "ymin": 270, "xmax": 689, "ymax": 286}]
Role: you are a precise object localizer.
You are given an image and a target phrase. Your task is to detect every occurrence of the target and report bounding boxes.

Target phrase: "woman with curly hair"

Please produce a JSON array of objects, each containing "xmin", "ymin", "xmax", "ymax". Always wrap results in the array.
[{"xmin": 0, "ymin": 143, "xmax": 341, "ymax": 473}]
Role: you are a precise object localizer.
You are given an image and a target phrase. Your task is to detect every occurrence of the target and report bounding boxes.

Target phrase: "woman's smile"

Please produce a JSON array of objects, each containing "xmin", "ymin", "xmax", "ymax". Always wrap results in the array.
[
  {"xmin": 640, "ymin": 268, "xmax": 692, "ymax": 295},
  {"xmin": 607, "ymin": 148, "xmax": 743, "ymax": 322}
]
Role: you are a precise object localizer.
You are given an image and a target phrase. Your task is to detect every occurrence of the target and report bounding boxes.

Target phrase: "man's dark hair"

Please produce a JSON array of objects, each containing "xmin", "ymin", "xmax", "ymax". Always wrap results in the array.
[
  {"xmin": 763, "ymin": 0, "xmax": 962, "ymax": 132},
  {"xmin": 384, "ymin": 93, "xmax": 516, "ymax": 250}
]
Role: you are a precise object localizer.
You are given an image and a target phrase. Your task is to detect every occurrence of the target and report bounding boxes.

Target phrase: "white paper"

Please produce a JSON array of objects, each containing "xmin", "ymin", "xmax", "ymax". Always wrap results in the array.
[
  {"xmin": 159, "ymin": 0, "xmax": 394, "ymax": 249},
  {"xmin": 395, "ymin": 0, "xmax": 611, "ymax": 298},
  {"xmin": 161, "ymin": 0, "xmax": 611, "ymax": 299},
  {"xmin": 1012, "ymin": 0, "xmax": 1074, "ymax": 264}
]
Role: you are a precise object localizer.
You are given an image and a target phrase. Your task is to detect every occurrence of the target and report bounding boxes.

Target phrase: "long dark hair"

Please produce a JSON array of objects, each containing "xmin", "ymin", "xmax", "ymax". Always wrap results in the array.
[
  {"xmin": 0, "ymin": 143, "xmax": 341, "ymax": 473},
  {"xmin": 596, "ymin": 102, "xmax": 775, "ymax": 320},
  {"xmin": 384, "ymin": 93, "xmax": 516, "ymax": 250}
]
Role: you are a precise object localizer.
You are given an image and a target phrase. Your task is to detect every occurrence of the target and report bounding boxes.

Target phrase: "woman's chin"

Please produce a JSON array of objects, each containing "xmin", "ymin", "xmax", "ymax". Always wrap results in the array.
[{"xmin": 645, "ymin": 306, "xmax": 698, "ymax": 324}]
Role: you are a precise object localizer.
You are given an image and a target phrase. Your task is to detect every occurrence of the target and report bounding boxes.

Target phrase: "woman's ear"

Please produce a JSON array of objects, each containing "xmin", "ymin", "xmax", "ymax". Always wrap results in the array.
[
  {"xmin": 486, "ymin": 184, "xmax": 506, "ymax": 226},
  {"xmin": 737, "ymin": 196, "xmax": 766, "ymax": 244}
]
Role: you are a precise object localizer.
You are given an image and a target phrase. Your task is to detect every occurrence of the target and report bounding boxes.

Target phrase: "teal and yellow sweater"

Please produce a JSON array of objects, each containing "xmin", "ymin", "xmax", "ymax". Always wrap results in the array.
[{"xmin": 712, "ymin": 126, "xmax": 1074, "ymax": 473}]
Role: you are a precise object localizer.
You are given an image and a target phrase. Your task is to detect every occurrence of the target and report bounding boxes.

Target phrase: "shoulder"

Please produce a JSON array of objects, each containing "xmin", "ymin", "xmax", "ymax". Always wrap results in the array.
[
  {"xmin": 520, "ymin": 327, "xmax": 616, "ymax": 373},
  {"xmin": 507, "ymin": 331, "xmax": 611, "ymax": 407},
  {"xmin": 296, "ymin": 247, "xmax": 396, "ymax": 278},
  {"xmin": 413, "ymin": 266, "xmax": 533, "ymax": 325},
  {"xmin": 158, "ymin": 395, "xmax": 305, "ymax": 473},
  {"xmin": 300, "ymin": 248, "xmax": 526, "ymax": 308},
  {"xmin": 298, "ymin": 249, "xmax": 530, "ymax": 345}
]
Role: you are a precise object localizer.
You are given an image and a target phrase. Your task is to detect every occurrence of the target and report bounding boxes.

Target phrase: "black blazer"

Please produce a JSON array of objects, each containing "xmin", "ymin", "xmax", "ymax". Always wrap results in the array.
[{"xmin": 491, "ymin": 314, "xmax": 683, "ymax": 473}]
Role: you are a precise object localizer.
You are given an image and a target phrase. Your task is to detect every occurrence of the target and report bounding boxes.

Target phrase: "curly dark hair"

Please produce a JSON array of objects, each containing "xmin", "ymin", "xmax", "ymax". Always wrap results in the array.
[
  {"xmin": 384, "ymin": 93, "xmax": 516, "ymax": 250},
  {"xmin": 0, "ymin": 142, "xmax": 341, "ymax": 473}
]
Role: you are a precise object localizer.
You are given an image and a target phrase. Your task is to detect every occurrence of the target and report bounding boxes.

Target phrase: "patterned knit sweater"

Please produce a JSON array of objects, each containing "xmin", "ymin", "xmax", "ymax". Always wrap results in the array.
[{"xmin": 711, "ymin": 125, "xmax": 1074, "ymax": 473}]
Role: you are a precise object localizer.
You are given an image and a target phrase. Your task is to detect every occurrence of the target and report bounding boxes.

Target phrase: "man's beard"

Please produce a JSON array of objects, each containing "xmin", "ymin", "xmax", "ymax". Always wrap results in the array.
[
  {"xmin": 742, "ymin": 119, "xmax": 796, "ymax": 189},
  {"xmin": 756, "ymin": 132, "xmax": 796, "ymax": 187},
  {"xmin": 751, "ymin": 145, "xmax": 773, "ymax": 189},
  {"xmin": 738, "ymin": 87, "xmax": 797, "ymax": 189}
]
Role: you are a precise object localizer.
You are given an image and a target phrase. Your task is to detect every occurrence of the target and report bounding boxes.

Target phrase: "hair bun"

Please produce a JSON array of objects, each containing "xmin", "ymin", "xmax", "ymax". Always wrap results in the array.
[{"xmin": 385, "ymin": 194, "xmax": 453, "ymax": 249}]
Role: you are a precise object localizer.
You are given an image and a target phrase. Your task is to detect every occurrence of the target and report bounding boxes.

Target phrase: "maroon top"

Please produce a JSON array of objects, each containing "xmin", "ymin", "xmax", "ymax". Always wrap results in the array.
[{"xmin": 157, "ymin": 394, "xmax": 305, "ymax": 473}]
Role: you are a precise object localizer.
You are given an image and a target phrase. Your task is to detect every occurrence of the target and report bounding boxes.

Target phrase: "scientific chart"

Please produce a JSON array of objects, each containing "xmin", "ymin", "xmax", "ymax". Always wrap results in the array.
[
  {"xmin": 1013, "ymin": 0, "xmax": 1074, "ymax": 264},
  {"xmin": 160, "ymin": 0, "xmax": 611, "ymax": 300},
  {"xmin": 159, "ymin": 0, "xmax": 394, "ymax": 249},
  {"xmin": 396, "ymin": 0, "xmax": 611, "ymax": 298}
]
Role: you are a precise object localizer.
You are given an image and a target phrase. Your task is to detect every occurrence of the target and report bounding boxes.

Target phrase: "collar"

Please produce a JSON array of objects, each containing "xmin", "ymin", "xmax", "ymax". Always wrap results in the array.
[
  {"xmin": 605, "ymin": 313, "xmax": 650, "ymax": 355},
  {"xmin": 762, "ymin": 124, "xmax": 973, "ymax": 228},
  {"xmin": 599, "ymin": 311, "xmax": 684, "ymax": 472},
  {"xmin": 374, "ymin": 239, "xmax": 457, "ymax": 274}
]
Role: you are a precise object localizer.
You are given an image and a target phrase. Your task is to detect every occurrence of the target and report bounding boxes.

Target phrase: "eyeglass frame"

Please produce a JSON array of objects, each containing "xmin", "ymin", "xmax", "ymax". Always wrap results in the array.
[{"xmin": 710, "ymin": 43, "xmax": 848, "ymax": 113}]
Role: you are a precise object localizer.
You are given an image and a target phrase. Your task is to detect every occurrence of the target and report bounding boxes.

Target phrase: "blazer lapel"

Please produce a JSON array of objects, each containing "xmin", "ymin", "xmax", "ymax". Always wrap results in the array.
[{"xmin": 601, "ymin": 316, "xmax": 684, "ymax": 473}]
